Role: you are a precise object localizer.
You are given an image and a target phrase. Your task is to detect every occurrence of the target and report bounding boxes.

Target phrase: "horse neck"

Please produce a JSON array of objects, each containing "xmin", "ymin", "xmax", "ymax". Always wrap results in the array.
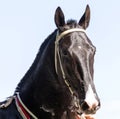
[
  {"xmin": 15, "ymin": 30, "xmax": 58, "ymax": 118},
  {"xmin": 15, "ymin": 29, "xmax": 57, "ymax": 93}
]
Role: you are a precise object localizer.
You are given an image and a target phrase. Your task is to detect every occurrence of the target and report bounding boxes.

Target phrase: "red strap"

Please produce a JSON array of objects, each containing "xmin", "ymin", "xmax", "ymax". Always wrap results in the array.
[{"xmin": 16, "ymin": 97, "xmax": 30, "ymax": 119}]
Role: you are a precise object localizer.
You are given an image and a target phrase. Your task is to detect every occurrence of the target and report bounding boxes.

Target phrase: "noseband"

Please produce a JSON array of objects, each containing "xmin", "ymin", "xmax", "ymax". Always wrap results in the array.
[{"xmin": 55, "ymin": 28, "xmax": 86, "ymax": 94}]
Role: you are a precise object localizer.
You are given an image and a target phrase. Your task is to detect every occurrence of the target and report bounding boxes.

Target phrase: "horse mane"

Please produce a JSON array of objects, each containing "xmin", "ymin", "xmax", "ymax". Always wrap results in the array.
[{"xmin": 15, "ymin": 29, "xmax": 57, "ymax": 93}]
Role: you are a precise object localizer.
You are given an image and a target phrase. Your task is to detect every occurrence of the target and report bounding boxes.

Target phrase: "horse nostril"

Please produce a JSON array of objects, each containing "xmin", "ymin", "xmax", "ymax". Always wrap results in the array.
[
  {"xmin": 81, "ymin": 101, "xmax": 100, "ymax": 114},
  {"xmin": 81, "ymin": 101, "xmax": 89, "ymax": 111}
]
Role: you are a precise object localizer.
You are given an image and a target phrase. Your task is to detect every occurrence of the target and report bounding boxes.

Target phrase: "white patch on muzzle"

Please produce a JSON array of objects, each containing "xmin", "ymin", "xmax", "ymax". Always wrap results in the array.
[{"xmin": 85, "ymin": 84, "xmax": 98, "ymax": 108}]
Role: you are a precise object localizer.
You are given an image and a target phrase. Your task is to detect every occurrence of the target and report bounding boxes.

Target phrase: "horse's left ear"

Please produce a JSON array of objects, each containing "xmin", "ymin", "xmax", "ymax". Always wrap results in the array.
[
  {"xmin": 54, "ymin": 7, "xmax": 65, "ymax": 28},
  {"xmin": 79, "ymin": 5, "xmax": 90, "ymax": 29}
]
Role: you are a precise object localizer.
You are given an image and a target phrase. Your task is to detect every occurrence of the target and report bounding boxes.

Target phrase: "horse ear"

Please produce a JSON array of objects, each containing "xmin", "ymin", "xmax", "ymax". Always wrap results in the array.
[
  {"xmin": 79, "ymin": 5, "xmax": 90, "ymax": 29},
  {"xmin": 54, "ymin": 7, "xmax": 65, "ymax": 28}
]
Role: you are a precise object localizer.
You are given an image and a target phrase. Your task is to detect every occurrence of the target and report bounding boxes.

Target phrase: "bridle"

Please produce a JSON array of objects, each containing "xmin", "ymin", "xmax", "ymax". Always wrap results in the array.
[{"xmin": 55, "ymin": 28, "xmax": 86, "ymax": 95}]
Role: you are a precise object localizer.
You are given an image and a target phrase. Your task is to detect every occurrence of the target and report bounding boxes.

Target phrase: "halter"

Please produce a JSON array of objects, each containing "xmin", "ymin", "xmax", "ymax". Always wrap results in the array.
[{"xmin": 55, "ymin": 28, "xmax": 86, "ymax": 94}]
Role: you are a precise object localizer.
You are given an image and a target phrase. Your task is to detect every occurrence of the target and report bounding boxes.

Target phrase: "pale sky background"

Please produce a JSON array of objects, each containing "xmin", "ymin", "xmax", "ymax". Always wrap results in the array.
[{"xmin": 0, "ymin": 0, "xmax": 120, "ymax": 119}]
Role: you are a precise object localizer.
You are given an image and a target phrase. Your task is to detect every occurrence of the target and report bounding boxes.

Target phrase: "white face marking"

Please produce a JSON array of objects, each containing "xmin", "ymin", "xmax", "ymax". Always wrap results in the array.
[
  {"xmin": 85, "ymin": 84, "xmax": 98, "ymax": 108},
  {"xmin": 78, "ymin": 46, "xmax": 82, "ymax": 49}
]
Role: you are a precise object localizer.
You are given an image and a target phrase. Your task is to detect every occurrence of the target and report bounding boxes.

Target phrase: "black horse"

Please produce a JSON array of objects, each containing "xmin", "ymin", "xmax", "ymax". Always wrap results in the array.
[{"xmin": 0, "ymin": 5, "xmax": 100, "ymax": 119}]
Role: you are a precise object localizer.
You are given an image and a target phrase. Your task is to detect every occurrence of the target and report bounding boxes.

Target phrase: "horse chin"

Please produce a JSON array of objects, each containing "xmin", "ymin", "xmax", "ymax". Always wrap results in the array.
[
  {"xmin": 77, "ymin": 109, "xmax": 96, "ymax": 119},
  {"xmin": 66, "ymin": 111, "xmax": 95, "ymax": 119},
  {"xmin": 84, "ymin": 110, "xmax": 96, "ymax": 115},
  {"xmin": 75, "ymin": 113, "xmax": 95, "ymax": 119},
  {"xmin": 68, "ymin": 103, "xmax": 96, "ymax": 119}
]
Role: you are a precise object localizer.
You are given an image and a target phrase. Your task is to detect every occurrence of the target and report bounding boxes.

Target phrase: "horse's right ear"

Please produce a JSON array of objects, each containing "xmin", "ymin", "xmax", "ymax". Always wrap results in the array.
[
  {"xmin": 79, "ymin": 5, "xmax": 90, "ymax": 29},
  {"xmin": 54, "ymin": 7, "xmax": 65, "ymax": 28}
]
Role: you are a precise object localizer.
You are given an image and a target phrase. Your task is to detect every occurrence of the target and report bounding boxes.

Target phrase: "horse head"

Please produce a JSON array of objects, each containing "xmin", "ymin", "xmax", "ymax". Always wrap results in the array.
[{"xmin": 54, "ymin": 5, "xmax": 100, "ymax": 115}]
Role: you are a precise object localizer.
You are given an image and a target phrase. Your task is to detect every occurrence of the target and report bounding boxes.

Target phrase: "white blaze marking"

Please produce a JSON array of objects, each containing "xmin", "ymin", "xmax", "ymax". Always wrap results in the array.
[{"xmin": 85, "ymin": 84, "xmax": 98, "ymax": 108}]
